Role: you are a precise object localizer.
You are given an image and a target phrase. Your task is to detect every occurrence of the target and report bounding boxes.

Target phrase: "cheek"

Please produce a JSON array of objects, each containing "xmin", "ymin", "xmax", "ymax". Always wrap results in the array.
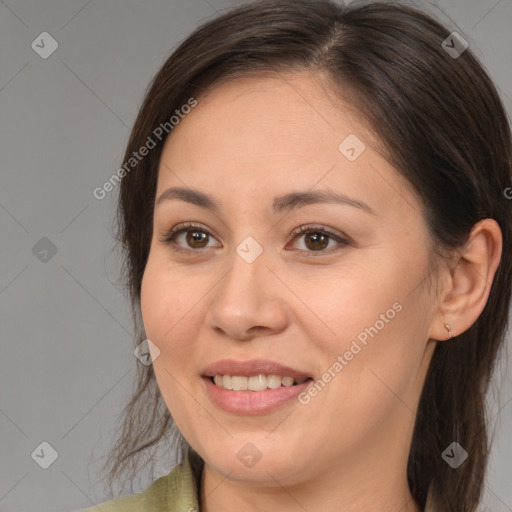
[
  {"xmin": 140, "ymin": 263, "xmax": 167, "ymax": 342},
  {"xmin": 299, "ymin": 261, "xmax": 404, "ymax": 352},
  {"xmin": 140, "ymin": 259, "xmax": 199, "ymax": 427},
  {"xmin": 306, "ymin": 252, "xmax": 430, "ymax": 392},
  {"xmin": 140, "ymin": 257, "xmax": 195, "ymax": 363}
]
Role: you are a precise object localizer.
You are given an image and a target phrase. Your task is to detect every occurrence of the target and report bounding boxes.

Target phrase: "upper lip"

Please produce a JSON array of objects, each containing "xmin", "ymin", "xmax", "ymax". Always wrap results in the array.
[{"xmin": 201, "ymin": 359, "xmax": 313, "ymax": 380}]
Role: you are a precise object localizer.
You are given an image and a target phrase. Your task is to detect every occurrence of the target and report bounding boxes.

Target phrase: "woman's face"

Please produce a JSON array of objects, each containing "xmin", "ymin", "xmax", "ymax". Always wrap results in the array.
[{"xmin": 141, "ymin": 72, "xmax": 439, "ymax": 486}]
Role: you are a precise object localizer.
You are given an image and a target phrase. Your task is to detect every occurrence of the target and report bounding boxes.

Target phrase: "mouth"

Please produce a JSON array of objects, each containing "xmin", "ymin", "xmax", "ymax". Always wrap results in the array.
[
  {"xmin": 207, "ymin": 374, "xmax": 313, "ymax": 391},
  {"xmin": 200, "ymin": 359, "xmax": 314, "ymax": 414}
]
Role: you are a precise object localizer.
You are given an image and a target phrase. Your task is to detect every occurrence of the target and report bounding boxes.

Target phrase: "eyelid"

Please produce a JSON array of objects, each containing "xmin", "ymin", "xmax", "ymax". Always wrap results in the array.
[
  {"xmin": 287, "ymin": 224, "xmax": 350, "ymax": 255},
  {"xmin": 160, "ymin": 221, "xmax": 219, "ymax": 247},
  {"xmin": 160, "ymin": 222, "xmax": 350, "ymax": 254},
  {"xmin": 289, "ymin": 224, "xmax": 348, "ymax": 241}
]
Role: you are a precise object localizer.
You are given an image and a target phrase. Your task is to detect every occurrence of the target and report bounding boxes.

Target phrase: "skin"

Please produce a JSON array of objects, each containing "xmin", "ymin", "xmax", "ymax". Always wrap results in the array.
[{"xmin": 140, "ymin": 71, "xmax": 502, "ymax": 512}]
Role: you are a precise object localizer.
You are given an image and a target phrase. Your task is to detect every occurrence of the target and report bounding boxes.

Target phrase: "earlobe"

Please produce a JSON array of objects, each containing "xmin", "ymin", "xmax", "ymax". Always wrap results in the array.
[{"xmin": 431, "ymin": 219, "xmax": 502, "ymax": 341}]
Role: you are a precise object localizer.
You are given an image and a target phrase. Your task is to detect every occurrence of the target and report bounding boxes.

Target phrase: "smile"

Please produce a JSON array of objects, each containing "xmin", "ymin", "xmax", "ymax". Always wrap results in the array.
[{"xmin": 211, "ymin": 374, "xmax": 310, "ymax": 391}]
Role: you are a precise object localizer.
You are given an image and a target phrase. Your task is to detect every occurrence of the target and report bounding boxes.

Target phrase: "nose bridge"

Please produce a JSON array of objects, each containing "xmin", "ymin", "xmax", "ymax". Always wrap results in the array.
[
  {"xmin": 207, "ymin": 232, "xmax": 287, "ymax": 339},
  {"xmin": 219, "ymin": 233, "xmax": 270, "ymax": 304}
]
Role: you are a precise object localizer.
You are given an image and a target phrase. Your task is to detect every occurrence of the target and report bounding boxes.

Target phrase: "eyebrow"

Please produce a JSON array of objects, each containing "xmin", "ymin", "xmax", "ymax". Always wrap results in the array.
[{"xmin": 155, "ymin": 187, "xmax": 375, "ymax": 215}]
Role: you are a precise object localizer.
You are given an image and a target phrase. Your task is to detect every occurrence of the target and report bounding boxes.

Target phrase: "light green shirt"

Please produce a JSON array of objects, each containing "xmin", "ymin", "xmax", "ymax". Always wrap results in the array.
[
  {"xmin": 79, "ymin": 451, "xmax": 200, "ymax": 512},
  {"xmin": 79, "ymin": 450, "xmax": 440, "ymax": 511}
]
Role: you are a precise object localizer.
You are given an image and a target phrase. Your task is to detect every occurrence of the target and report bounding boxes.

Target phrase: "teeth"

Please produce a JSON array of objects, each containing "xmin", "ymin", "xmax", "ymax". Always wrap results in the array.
[
  {"xmin": 231, "ymin": 376, "xmax": 248, "ymax": 391},
  {"xmin": 211, "ymin": 374, "xmax": 308, "ymax": 391},
  {"xmin": 223, "ymin": 375, "xmax": 233, "ymax": 390},
  {"xmin": 281, "ymin": 376, "xmax": 294, "ymax": 387},
  {"xmin": 267, "ymin": 374, "xmax": 282, "ymax": 389},
  {"xmin": 248, "ymin": 374, "xmax": 267, "ymax": 391}
]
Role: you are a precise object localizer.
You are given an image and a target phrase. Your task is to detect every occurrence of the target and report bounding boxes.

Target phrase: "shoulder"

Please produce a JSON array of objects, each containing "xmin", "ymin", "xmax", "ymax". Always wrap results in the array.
[
  {"xmin": 76, "ymin": 471, "xmax": 171, "ymax": 512},
  {"xmin": 76, "ymin": 453, "xmax": 201, "ymax": 512}
]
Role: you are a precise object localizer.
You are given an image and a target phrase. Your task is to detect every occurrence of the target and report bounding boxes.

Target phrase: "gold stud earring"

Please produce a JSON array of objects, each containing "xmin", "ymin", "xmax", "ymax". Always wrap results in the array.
[{"xmin": 444, "ymin": 323, "xmax": 453, "ymax": 339}]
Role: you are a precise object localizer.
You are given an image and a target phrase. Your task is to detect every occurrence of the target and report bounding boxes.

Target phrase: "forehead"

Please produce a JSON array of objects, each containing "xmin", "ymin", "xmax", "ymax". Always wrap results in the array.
[
  {"xmin": 166, "ymin": 72, "xmax": 368, "ymax": 157},
  {"xmin": 156, "ymin": 72, "xmax": 419, "ymax": 220}
]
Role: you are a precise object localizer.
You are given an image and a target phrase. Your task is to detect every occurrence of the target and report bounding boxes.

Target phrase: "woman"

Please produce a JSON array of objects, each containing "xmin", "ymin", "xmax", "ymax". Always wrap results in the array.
[{"xmin": 81, "ymin": 0, "xmax": 511, "ymax": 510}]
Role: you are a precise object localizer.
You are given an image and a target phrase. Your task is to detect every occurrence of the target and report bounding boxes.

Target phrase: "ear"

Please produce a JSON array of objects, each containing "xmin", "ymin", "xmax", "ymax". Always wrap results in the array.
[{"xmin": 430, "ymin": 219, "xmax": 502, "ymax": 341}]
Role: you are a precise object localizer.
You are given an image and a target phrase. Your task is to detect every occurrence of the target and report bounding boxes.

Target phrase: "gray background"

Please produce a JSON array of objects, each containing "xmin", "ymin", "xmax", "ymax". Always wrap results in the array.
[{"xmin": 1, "ymin": 0, "xmax": 511, "ymax": 511}]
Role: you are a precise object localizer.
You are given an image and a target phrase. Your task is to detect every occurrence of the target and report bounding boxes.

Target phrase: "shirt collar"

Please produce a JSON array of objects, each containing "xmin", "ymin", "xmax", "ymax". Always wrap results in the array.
[{"xmin": 162, "ymin": 448, "xmax": 201, "ymax": 512}]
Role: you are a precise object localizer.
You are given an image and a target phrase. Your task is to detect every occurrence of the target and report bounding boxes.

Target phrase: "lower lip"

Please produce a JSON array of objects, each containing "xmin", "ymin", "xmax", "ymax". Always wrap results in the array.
[{"xmin": 202, "ymin": 377, "xmax": 313, "ymax": 415}]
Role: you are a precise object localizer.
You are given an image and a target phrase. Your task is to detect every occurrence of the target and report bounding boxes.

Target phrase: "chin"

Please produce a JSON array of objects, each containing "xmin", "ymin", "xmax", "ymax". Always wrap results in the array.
[{"xmin": 200, "ymin": 442, "xmax": 310, "ymax": 486}]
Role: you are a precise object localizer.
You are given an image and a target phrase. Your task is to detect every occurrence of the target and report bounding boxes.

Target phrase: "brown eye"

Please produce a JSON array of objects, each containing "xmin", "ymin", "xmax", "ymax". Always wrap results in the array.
[
  {"xmin": 161, "ymin": 222, "xmax": 220, "ymax": 251},
  {"xmin": 303, "ymin": 232, "xmax": 329, "ymax": 251},
  {"xmin": 289, "ymin": 225, "xmax": 349, "ymax": 256},
  {"xmin": 162, "ymin": 222, "xmax": 348, "ymax": 256},
  {"xmin": 185, "ymin": 230, "xmax": 209, "ymax": 249}
]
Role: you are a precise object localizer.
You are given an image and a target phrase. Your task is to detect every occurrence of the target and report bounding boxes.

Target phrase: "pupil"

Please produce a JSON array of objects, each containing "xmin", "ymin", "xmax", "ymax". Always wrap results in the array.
[
  {"xmin": 306, "ymin": 232, "xmax": 328, "ymax": 251},
  {"xmin": 187, "ymin": 230, "xmax": 208, "ymax": 248},
  {"xmin": 183, "ymin": 231, "xmax": 329, "ymax": 250}
]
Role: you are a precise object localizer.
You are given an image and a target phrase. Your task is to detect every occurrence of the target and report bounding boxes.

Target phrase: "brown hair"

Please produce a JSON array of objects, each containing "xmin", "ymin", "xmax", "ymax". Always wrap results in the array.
[{"xmin": 101, "ymin": 1, "xmax": 512, "ymax": 510}]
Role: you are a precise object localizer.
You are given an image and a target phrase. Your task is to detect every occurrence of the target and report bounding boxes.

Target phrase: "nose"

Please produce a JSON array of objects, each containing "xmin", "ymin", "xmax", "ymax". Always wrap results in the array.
[{"xmin": 207, "ymin": 244, "xmax": 288, "ymax": 341}]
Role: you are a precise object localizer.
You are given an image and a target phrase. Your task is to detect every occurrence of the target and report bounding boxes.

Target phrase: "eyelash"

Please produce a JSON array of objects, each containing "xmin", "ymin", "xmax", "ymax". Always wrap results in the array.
[{"xmin": 160, "ymin": 222, "xmax": 350, "ymax": 257}]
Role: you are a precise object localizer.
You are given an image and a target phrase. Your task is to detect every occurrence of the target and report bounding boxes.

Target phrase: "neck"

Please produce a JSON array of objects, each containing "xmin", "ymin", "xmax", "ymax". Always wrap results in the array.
[{"xmin": 199, "ymin": 429, "xmax": 421, "ymax": 512}]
